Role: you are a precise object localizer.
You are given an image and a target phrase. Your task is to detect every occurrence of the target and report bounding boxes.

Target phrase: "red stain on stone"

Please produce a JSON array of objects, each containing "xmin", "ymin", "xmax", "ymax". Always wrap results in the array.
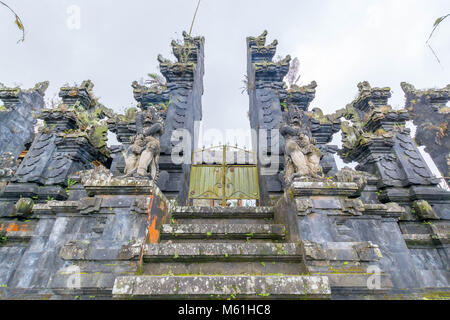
[
  {"xmin": 0, "ymin": 222, "xmax": 31, "ymax": 232},
  {"xmin": 147, "ymin": 216, "xmax": 160, "ymax": 244}
]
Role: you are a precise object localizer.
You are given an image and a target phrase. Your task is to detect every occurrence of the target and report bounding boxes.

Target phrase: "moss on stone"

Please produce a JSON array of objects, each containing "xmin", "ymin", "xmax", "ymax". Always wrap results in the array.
[
  {"xmin": 12, "ymin": 198, "xmax": 34, "ymax": 218},
  {"xmin": 412, "ymin": 200, "xmax": 438, "ymax": 220},
  {"xmin": 422, "ymin": 291, "xmax": 450, "ymax": 300},
  {"xmin": 0, "ymin": 231, "xmax": 7, "ymax": 246}
]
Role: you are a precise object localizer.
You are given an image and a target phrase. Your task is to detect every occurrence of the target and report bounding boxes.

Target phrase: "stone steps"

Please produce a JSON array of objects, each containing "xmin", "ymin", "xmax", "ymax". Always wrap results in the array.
[
  {"xmin": 112, "ymin": 206, "xmax": 331, "ymax": 299},
  {"xmin": 113, "ymin": 275, "xmax": 330, "ymax": 300},
  {"xmin": 160, "ymin": 223, "xmax": 286, "ymax": 241}
]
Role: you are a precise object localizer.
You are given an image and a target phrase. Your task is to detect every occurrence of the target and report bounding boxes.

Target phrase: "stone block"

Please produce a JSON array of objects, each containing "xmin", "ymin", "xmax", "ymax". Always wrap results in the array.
[
  {"xmin": 412, "ymin": 200, "xmax": 440, "ymax": 220},
  {"xmin": 113, "ymin": 275, "xmax": 331, "ymax": 299}
]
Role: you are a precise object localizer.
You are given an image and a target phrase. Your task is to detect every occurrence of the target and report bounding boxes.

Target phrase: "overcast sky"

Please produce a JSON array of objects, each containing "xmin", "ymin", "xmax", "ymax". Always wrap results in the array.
[{"xmin": 1, "ymin": 0, "xmax": 449, "ymax": 150}]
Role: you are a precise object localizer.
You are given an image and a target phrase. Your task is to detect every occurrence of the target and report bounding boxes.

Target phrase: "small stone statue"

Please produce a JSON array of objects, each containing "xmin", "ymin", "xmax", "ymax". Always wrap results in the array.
[
  {"xmin": 281, "ymin": 125, "xmax": 323, "ymax": 182},
  {"xmin": 124, "ymin": 108, "xmax": 164, "ymax": 180}
]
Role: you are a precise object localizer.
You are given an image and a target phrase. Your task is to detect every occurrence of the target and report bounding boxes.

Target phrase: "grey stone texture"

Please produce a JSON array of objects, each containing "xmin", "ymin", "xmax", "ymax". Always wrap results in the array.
[
  {"xmin": 401, "ymin": 82, "xmax": 450, "ymax": 183},
  {"xmin": 113, "ymin": 275, "xmax": 330, "ymax": 299},
  {"xmin": 0, "ymin": 82, "xmax": 48, "ymax": 160},
  {"xmin": 0, "ymin": 172, "xmax": 168, "ymax": 299}
]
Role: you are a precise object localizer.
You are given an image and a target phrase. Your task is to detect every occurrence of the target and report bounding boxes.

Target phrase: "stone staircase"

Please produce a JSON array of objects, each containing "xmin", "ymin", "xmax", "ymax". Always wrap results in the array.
[{"xmin": 113, "ymin": 206, "xmax": 330, "ymax": 299}]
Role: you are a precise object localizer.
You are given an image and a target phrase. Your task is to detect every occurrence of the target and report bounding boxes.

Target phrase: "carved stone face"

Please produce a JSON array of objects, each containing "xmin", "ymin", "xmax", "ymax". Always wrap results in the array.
[
  {"xmin": 287, "ymin": 106, "xmax": 305, "ymax": 128},
  {"xmin": 298, "ymin": 134, "xmax": 310, "ymax": 147},
  {"xmin": 144, "ymin": 110, "xmax": 154, "ymax": 122}
]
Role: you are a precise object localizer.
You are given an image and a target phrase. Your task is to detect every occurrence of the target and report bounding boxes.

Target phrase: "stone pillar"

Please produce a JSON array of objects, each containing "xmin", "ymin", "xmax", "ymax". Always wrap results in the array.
[
  {"xmin": 246, "ymin": 31, "xmax": 290, "ymax": 204},
  {"xmin": 0, "ymin": 82, "xmax": 48, "ymax": 159},
  {"xmin": 401, "ymin": 82, "xmax": 450, "ymax": 184},
  {"xmin": 246, "ymin": 31, "xmax": 341, "ymax": 204},
  {"xmin": 110, "ymin": 31, "xmax": 205, "ymax": 204}
]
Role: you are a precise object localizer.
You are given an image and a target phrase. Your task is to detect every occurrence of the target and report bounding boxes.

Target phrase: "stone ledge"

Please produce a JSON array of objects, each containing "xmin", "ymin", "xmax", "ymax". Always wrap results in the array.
[
  {"xmin": 363, "ymin": 203, "xmax": 405, "ymax": 219},
  {"xmin": 143, "ymin": 243, "xmax": 303, "ymax": 262},
  {"xmin": 303, "ymin": 241, "xmax": 383, "ymax": 262},
  {"xmin": 48, "ymin": 271, "xmax": 117, "ymax": 295},
  {"xmin": 291, "ymin": 181, "xmax": 359, "ymax": 197},
  {"xmin": 403, "ymin": 234, "xmax": 433, "ymax": 246},
  {"xmin": 113, "ymin": 275, "xmax": 331, "ymax": 299},
  {"xmin": 59, "ymin": 240, "xmax": 142, "ymax": 261},
  {"xmin": 33, "ymin": 201, "xmax": 80, "ymax": 215},
  {"xmin": 172, "ymin": 206, "xmax": 274, "ymax": 219},
  {"xmin": 160, "ymin": 224, "xmax": 286, "ymax": 240},
  {"xmin": 319, "ymin": 273, "xmax": 393, "ymax": 294},
  {"xmin": 84, "ymin": 178, "xmax": 159, "ymax": 196}
]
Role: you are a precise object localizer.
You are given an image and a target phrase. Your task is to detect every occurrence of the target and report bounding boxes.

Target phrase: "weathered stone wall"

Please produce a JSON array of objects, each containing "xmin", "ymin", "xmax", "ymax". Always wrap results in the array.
[
  {"xmin": 275, "ymin": 176, "xmax": 449, "ymax": 298},
  {"xmin": 0, "ymin": 168, "xmax": 171, "ymax": 299}
]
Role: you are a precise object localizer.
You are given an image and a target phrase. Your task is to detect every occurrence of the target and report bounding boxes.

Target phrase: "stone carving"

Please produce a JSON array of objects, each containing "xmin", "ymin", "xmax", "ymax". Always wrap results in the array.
[
  {"xmin": 336, "ymin": 82, "xmax": 438, "ymax": 188},
  {"xmin": 334, "ymin": 167, "xmax": 372, "ymax": 194},
  {"xmin": 10, "ymin": 197, "xmax": 34, "ymax": 218},
  {"xmin": 247, "ymin": 30, "xmax": 279, "ymax": 63},
  {"xmin": 281, "ymin": 125, "xmax": 322, "ymax": 182},
  {"xmin": 124, "ymin": 107, "xmax": 164, "ymax": 180},
  {"xmin": 11, "ymin": 80, "xmax": 112, "ymax": 186},
  {"xmin": 79, "ymin": 164, "xmax": 113, "ymax": 185}
]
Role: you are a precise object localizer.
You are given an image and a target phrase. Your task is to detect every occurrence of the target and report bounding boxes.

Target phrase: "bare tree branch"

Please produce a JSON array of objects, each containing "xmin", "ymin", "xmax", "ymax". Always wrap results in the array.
[
  {"xmin": 426, "ymin": 13, "xmax": 449, "ymax": 44},
  {"xmin": 189, "ymin": 0, "xmax": 202, "ymax": 37},
  {"xmin": 426, "ymin": 13, "xmax": 449, "ymax": 66},
  {"xmin": 0, "ymin": 1, "xmax": 25, "ymax": 43}
]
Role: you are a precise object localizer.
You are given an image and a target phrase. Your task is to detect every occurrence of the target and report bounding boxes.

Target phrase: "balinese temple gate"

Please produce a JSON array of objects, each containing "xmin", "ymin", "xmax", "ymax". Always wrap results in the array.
[{"xmin": 0, "ymin": 31, "xmax": 448, "ymax": 300}]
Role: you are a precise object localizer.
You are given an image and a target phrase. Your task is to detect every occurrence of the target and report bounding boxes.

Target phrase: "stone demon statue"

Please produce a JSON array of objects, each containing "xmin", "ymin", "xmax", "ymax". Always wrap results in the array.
[
  {"xmin": 123, "ymin": 107, "xmax": 164, "ymax": 180},
  {"xmin": 281, "ymin": 107, "xmax": 323, "ymax": 182}
]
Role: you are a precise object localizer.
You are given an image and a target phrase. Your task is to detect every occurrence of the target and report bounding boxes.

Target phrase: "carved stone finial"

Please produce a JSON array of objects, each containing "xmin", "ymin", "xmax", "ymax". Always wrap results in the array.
[
  {"xmin": 80, "ymin": 80, "xmax": 94, "ymax": 91},
  {"xmin": 248, "ymin": 30, "xmax": 269, "ymax": 47},
  {"xmin": 33, "ymin": 81, "xmax": 49, "ymax": 93},
  {"xmin": 400, "ymin": 82, "xmax": 416, "ymax": 94},
  {"xmin": 157, "ymin": 54, "xmax": 171, "ymax": 64},
  {"xmin": 357, "ymin": 81, "xmax": 372, "ymax": 92},
  {"xmin": 281, "ymin": 55, "xmax": 292, "ymax": 65}
]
